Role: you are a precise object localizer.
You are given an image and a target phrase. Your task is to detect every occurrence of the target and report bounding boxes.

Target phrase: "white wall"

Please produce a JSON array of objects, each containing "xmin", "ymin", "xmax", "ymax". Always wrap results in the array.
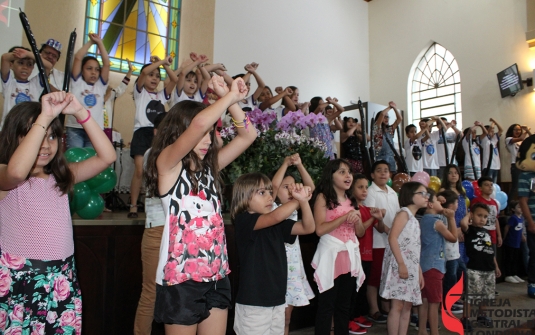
[
  {"xmin": 214, "ymin": 0, "xmax": 370, "ymax": 106},
  {"xmin": 368, "ymin": 0, "xmax": 535, "ymax": 181}
]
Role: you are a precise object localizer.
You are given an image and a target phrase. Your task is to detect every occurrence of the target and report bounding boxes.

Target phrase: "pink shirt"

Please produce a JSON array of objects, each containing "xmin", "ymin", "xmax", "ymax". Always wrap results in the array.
[
  {"xmin": 326, "ymin": 198, "xmax": 357, "ymax": 278},
  {"xmin": 0, "ymin": 176, "xmax": 74, "ymax": 260}
]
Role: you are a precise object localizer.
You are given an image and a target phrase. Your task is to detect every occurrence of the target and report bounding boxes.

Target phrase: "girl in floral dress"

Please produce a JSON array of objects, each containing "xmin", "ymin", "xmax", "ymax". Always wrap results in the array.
[
  {"xmin": 0, "ymin": 92, "xmax": 116, "ymax": 334},
  {"xmin": 144, "ymin": 75, "xmax": 256, "ymax": 335},
  {"xmin": 271, "ymin": 153, "xmax": 315, "ymax": 335},
  {"xmin": 380, "ymin": 182, "xmax": 428, "ymax": 335},
  {"xmin": 309, "ymin": 96, "xmax": 345, "ymax": 160}
]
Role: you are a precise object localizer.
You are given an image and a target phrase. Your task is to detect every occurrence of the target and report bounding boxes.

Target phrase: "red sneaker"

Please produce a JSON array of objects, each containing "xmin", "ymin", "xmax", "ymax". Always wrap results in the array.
[
  {"xmin": 349, "ymin": 321, "xmax": 367, "ymax": 334},
  {"xmin": 353, "ymin": 316, "xmax": 373, "ymax": 328}
]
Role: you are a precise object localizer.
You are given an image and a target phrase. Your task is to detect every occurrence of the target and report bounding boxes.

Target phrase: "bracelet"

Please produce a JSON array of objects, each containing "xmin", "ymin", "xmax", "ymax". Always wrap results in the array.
[
  {"xmin": 76, "ymin": 110, "xmax": 91, "ymax": 124},
  {"xmin": 32, "ymin": 123, "xmax": 46, "ymax": 132},
  {"xmin": 232, "ymin": 116, "xmax": 250, "ymax": 130}
]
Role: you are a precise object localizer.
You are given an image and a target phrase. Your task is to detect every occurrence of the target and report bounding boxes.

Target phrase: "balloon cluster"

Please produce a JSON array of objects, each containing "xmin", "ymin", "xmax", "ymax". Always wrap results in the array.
[
  {"xmin": 65, "ymin": 148, "xmax": 117, "ymax": 219},
  {"xmin": 390, "ymin": 171, "xmax": 442, "ymax": 193},
  {"xmin": 462, "ymin": 180, "xmax": 507, "ymax": 211}
]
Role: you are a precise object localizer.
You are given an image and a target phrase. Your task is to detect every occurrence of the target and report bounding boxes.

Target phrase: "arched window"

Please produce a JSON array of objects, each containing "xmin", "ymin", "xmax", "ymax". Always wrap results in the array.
[
  {"xmin": 409, "ymin": 42, "xmax": 462, "ymax": 128},
  {"xmin": 84, "ymin": 0, "xmax": 181, "ymax": 76}
]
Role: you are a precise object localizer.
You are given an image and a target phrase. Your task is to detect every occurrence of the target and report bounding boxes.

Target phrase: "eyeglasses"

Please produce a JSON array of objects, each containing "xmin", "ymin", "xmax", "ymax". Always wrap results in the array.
[{"xmin": 414, "ymin": 191, "xmax": 431, "ymax": 199}]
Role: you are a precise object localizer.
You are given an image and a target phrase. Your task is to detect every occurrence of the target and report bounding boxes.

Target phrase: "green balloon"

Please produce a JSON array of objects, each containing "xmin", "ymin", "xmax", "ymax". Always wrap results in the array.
[
  {"xmin": 64, "ymin": 148, "xmax": 91, "ymax": 163},
  {"xmin": 70, "ymin": 182, "xmax": 91, "ymax": 212},
  {"xmin": 86, "ymin": 168, "xmax": 118, "ymax": 193},
  {"xmin": 84, "ymin": 147, "xmax": 97, "ymax": 157},
  {"xmin": 77, "ymin": 192, "xmax": 105, "ymax": 219},
  {"xmin": 387, "ymin": 178, "xmax": 393, "ymax": 187}
]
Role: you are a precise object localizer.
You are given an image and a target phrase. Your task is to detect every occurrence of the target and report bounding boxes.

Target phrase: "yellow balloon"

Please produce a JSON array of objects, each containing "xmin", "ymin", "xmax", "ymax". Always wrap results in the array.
[
  {"xmin": 429, "ymin": 176, "xmax": 441, "ymax": 185},
  {"xmin": 465, "ymin": 196, "xmax": 470, "ymax": 209},
  {"xmin": 429, "ymin": 181, "xmax": 440, "ymax": 192}
]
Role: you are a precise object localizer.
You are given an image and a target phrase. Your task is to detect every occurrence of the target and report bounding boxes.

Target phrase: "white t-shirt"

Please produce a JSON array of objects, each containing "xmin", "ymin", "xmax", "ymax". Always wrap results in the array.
[
  {"xmin": 506, "ymin": 137, "xmax": 521, "ymax": 164},
  {"xmin": 422, "ymin": 131, "xmax": 440, "ymax": 170},
  {"xmin": 462, "ymin": 136, "xmax": 481, "ymax": 168},
  {"xmin": 30, "ymin": 66, "xmax": 65, "ymax": 91},
  {"xmin": 436, "ymin": 130, "xmax": 458, "ymax": 166},
  {"xmin": 169, "ymin": 88, "xmax": 204, "ymax": 108},
  {"xmin": 66, "ymin": 75, "xmax": 108, "ymax": 129},
  {"xmin": 238, "ymin": 95, "xmax": 257, "ymax": 112},
  {"xmin": 481, "ymin": 134, "xmax": 501, "ymax": 170},
  {"xmin": 404, "ymin": 137, "xmax": 423, "ymax": 173},
  {"xmin": 133, "ymin": 86, "xmax": 170, "ymax": 131},
  {"xmin": 1, "ymin": 70, "xmax": 43, "ymax": 128},
  {"xmin": 363, "ymin": 182, "xmax": 399, "ymax": 249}
]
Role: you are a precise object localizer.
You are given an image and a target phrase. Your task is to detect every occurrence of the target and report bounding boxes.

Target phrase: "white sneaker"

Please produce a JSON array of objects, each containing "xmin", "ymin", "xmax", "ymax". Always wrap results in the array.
[
  {"xmin": 514, "ymin": 276, "xmax": 525, "ymax": 283},
  {"xmin": 505, "ymin": 276, "xmax": 520, "ymax": 283}
]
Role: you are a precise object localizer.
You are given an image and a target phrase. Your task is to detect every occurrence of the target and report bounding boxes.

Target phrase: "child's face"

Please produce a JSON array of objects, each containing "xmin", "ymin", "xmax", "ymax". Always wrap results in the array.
[
  {"xmin": 346, "ymin": 118, "xmax": 357, "ymax": 128},
  {"xmin": 258, "ymin": 87, "xmax": 272, "ymax": 103},
  {"xmin": 247, "ymin": 181, "xmax": 274, "ymax": 214},
  {"xmin": 513, "ymin": 125, "xmax": 522, "ymax": 137},
  {"xmin": 382, "ymin": 114, "xmax": 390, "ymax": 125},
  {"xmin": 513, "ymin": 203, "xmax": 522, "ymax": 215},
  {"xmin": 276, "ymin": 176, "xmax": 295, "ymax": 204},
  {"xmin": 291, "ymin": 89, "xmax": 299, "ymax": 103},
  {"xmin": 479, "ymin": 180, "xmax": 493, "ymax": 197},
  {"xmin": 332, "ymin": 163, "xmax": 353, "ymax": 192},
  {"xmin": 371, "ymin": 164, "xmax": 390, "ymax": 187},
  {"xmin": 446, "ymin": 199, "xmax": 459, "ymax": 212},
  {"xmin": 11, "ymin": 58, "xmax": 34, "ymax": 81},
  {"xmin": 22, "ymin": 128, "xmax": 58, "ymax": 173},
  {"xmin": 406, "ymin": 126, "xmax": 416, "ymax": 137},
  {"xmin": 447, "ymin": 167, "xmax": 459, "ymax": 184},
  {"xmin": 419, "ymin": 120, "xmax": 427, "ymax": 129},
  {"xmin": 352, "ymin": 178, "xmax": 368, "ymax": 202},
  {"xmin": 428, "ymin": 195, "xmax": 443, "ymax": 212},
  {"xmin": 183, "ymin": 74, "xmax": 198, "ymax": 95},
  {"xmin": 145, "ymin": 69, "xmax": 161, "ymax": 91},
  {"xmin": 193, "ymin": 129, "xmax": 212, "ymax": 160},
  {"xmin": 413, "ymin": 186, "xmax": 430, "ymax": 208},
  {"xmin": 470, "ymin": 207, "xmax": 489, "ymax": 227},
  {"xmin": 487, "ymin": 127, "xmax": 495, "ymax": 136},
  {"xmin": 82, "ymin": 59, "xmax": 100, "ymax": 84}
]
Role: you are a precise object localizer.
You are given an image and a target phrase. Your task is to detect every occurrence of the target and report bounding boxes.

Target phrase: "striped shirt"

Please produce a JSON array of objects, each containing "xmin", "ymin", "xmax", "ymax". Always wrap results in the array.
[{"xmin": 518, "ymin": 171, "xmax": 535, "ymax": 222}]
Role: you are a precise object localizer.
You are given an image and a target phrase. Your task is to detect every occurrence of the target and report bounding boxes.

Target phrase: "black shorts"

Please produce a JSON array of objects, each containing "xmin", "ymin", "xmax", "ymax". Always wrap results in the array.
[
  {"xmin": 154, "ymin": 277, "xmax": 231, "ymax": 325},
  {"xmin": 130, "ymin": 127, "xmax": 154, "ymax": 158}
]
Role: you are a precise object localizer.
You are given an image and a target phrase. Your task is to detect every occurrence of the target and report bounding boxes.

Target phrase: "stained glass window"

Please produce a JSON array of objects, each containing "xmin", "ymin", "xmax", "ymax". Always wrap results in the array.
[
  {"xmin": 409, "ymin": 43, "xmax": 462, "ymax": 129},
  {"xmin": 84, "ymin": 0, "xmax": 181, "ymax": 76}
]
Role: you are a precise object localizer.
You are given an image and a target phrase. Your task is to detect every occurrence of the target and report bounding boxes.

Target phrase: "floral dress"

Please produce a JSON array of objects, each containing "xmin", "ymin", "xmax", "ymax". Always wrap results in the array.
[
  {"xmin": 310, "ymin": 117, "xmax": 334, "ymax": 159},
  {"xmin": 379, "ymin": 207, "xmax": 422, "ymax": 305}
]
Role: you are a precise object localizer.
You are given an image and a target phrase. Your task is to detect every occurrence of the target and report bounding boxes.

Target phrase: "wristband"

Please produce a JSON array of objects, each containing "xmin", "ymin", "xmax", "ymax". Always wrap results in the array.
[
  {"xmin": 32, "ymin": 123, "xmax": 46, "ymax": 132},
  {"xmin": 77, "ymin": 110, "xmax": 91, "ymax": 124}
]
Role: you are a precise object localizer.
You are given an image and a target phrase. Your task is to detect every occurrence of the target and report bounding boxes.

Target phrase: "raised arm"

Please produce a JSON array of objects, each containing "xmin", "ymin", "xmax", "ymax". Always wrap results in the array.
[
  {"xmin": 435, "ymin": 208, "xmax": 458, "ymax": 243},
  {"xmin": 12, "ymin": 48, "xmax": 52, "ymax": 75},
  {"xmin": 113, "ymin": 59, "xmax": 133, "ymax": 98},
  {"xmin": 88, "ymin": 34, "xmax": 110, "ymax": 83},
  {"xmin": 72, "ymin": 38, "xmax": 94, "ymax": 79},
  {"xmin": 272, "ymin": 155, "xmax": 292, "ymax": 198},
  {"xmin": 259, "ymin": 86, "xmax": 291, "ymax": 111},
  {"xmin": 292, "ymin": 154, "xmax": 315, "ymax": 192},
  {"xmin": 161, "ymin": 55, "xmax": 178, "ymax": 96},
  {"xmin": 375, "ymin": 105, "xmax": 392, "ymax": 126},
  {"xmin": 136, "ymin": 56, "xmax": 168, "ymax": 91},
  {"xmin": 390, "ymin": 101, "xmax": 403, "ymax": 130},
  {"xmin": 289, "ymin": 184, "xmax": 315, "ymax": 235},
  {"xmin": 245, "ymin": 63, "xmax": 265, "ymax": 102},
  {"xmin": 0, "ymin": 51, "xmax": 13, "ymax": 81},
  {"xmin": 490, "ymin": 118, "xmax": 503, "ymax": 137},
  {"xmin": 475, "ymin": 121, "xmax": 488, "ymax": 141}
]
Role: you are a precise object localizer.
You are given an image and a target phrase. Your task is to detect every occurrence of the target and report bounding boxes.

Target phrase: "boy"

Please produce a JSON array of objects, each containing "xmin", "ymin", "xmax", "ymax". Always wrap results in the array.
[
  {"xmin": 363, "ymin": 160, "xmax": 399, "ymax": 323},
  {"xmin": 502, "ymin": 200, "xmax": 526, "ymax": 284},
  {"xmin": 460, "ymin": 203, "xmax": 501, "ymax": 328},
  {"xmin": 404, "ymin": 124, "xmax": 428, "ymax": 176},
  {"xmin": 481, "ymin": 118, "xmax": 503, "ymax": 182},
  {"xmin": 471, "ymin": 177, "xmax": 502, "ymax": 256},
  {"xmin": 421, "ymin": 118, "xmax": 440, "ymax": 177},
  {"xmin": 1, "ymin": 46, "xmax": 52, "ymax": 127},
  {"xmin": 417, "ymin": 189, "xmax": 457, "ymax": 335},
  {"xmin": 434, "ymin": 117, "xmax": 460, "ymax": 180}
]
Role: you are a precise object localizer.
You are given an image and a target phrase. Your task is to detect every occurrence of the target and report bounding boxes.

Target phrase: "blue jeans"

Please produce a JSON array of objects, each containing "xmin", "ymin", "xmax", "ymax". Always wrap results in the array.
[
  {"xmin": 482, "ymin": 169, "xmax": 499, "ymax": 183},
  {"xmin": 443, "ymin": 258, "xmax": 467, "ymax": 299},
  {"xmin": 66, "ymin": 127, "xmax": 94, "ymax": 149}
]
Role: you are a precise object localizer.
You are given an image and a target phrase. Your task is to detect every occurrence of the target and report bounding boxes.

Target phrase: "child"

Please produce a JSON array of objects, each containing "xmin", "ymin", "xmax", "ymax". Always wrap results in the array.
[
  {"xmin": 271, "ymin": 154, "xmax": 316, "ymax": 335},
  {"xmin": 311, "ymin": 159, "xmax": 365, "ymax": 335},
  {"xmin": 417, "ymin": 189, "xmax": 457, "ymax": 335},
  {"xmin": 481, "ymin": 118, "xmax": 503, "ymax": 182},
  {"xmin": 1, "ymin": 46, "xmax": 51, "ymax": 128},
  {"xmin": 232, "ymin": 62, "xmax": 266, "ymax": 112},
  {"xmin": 372, "ymin": 101, "xmax": 402, "ymax": 175},
  {"xmin": 258, "ymin": 86, "xmax": 293, "ymax": 120},
  {"xmin": 309, "ymin": 97, "xmax": 345, "ymax": 160},
  {"xmin": 231, "ymin": 173, "xmax": 314, "ymax": 335},
  {"xmin": 460, "ymin": 203, "xmax": 501, "ymax": 328},
  {"xmin": 170, "ymin": 52, "xmax": 210, "ymax": 105},
  {"xmin": 325, "ymin": 105, "xmax": 343, "ymax": 159},
  {"xmin": 127, "ymin": 55, "xmax": 177, "ymax": 218},
  {"xmin": 341, "ymin": 117, "xmax": 366, "ymax": 174},
  {"xmin": 461, "ymin": 122, "xmax": 487, "ymax": 181},
  {"xmin": 0, "ymin": 92, "xmax": 116, "ymax": 334},
  {"xmin": 379, "ymin": 182, "xmax": 427, "ymax": 335},
  {"xmin": 145, "ymin": 75, "xmax": 256, "ymax": 335},
  {"xmin": 350, "ymin": 174, "xmax": 386, "ymax": 333},
  {"xmin": 434, "ymin": 117, "xmax": 460, "ymax": 180},
  {"xmin": 505, "ymin": 123, "xmax": 531, "ymax": 199},
  {"xmin": 404, "ymin": 124, "xmax": 428, "ymax": 176},
  {"xmin": 65, "ymin": 34, "xmax": 110, "ymax": 149},
  {"xmin": 363, "ymin": 160, "xmax": 400, "ymax": 324},
  {"xmin": 503, "ymin": 200, "xmax": 526, "ymax": 284},
  {"xmin": 421, "ymin": 117, "xmax": 442, "ymax": 177},
  {"xmin": 471, "ymin": 176, "xmax": 503, "ymax": 257}
]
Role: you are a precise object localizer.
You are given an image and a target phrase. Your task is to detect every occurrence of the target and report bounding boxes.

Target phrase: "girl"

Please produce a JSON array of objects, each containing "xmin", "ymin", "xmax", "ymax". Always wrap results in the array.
[
  {"xmin": 461, "ymin": 121, "xmax": 487, "ymax": 181},
  {"xmin": 505, "ymin": 123, "xmax": 531, "ymax": 199},
  {"xmin": 271, "ymin": 154, "xmax": 316, "ymax": 335},
  {"xmin": 373, "ymin": 101, "xmax": 402, "ymax": 175},
  {"xmin": 311, "ymin": 159, "xmax": 365, "ymax": 335},
  {"xmin": 379, "ymin": 182, "xmax": 427, "ymax": 335},
  {"xmin": 350, "ymin": 174, "xmax": 385, "ymax": 333},
  {"xmin": 144, "ymin": 75, "xmax": 256, "ymax": 335},
  {"xmin": 309, "ymin": 97, "xmax": 345, "ymax": 160},
  {"xmin": 127, "ymin": 55, "xmax": 178, "ymax": 218},
  {"xmin": 0, "ymin": 92, "xmax": 116, "ymax": 334},
  {"xmin": 341, "ymin": 117, "xmax": 366, "ymax": 174},
  {"xmin": 230, "ymin": 173, "xmax": 314, "ymax": 335},
  {"xmin": 66, "ymin": 33, "xmax": 110, "ymax": 149},
  {"xmin": 258, "ymin": 86, "xmax": 294, "ymax": 120},
  {"xmin": 481, "ymin": 118, "xmax": 503, "ymax": 182}
]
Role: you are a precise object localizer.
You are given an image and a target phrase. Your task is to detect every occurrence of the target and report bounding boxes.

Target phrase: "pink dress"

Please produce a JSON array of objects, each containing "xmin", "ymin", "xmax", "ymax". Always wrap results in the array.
[{"xmin": 326, "ymin": 198, "xmax": 357, "ymax": 278}]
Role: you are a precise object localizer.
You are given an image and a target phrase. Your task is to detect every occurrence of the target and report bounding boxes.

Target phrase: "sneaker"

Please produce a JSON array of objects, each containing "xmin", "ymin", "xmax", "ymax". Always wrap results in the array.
[
  {"xmin": 409, "ymin": 314, "xmax": 418, "ymax": 327},
  {"xmin": 451, "ymin": 304, "xmax": 463, "ymax": 313},
  {"xmin": 349, "ymin": 321, "xmax": 367, "ymax": 334},
  {"xmin": 453, "ymin": 300, "xmax": 464, "ymax": 307},
  {"xmin": 366, "ymin": 311, "xmax": 387, "ymax": 324},
  {"xmin": 505, "ymin": 276, "xmax": 520, "ymax": 283},
  {"xmin": 353, "ymin": 316, "xmax": 372, "ymax": 328},
  {"xmin": 528, "ymin": 283, "xmax": 535, "ymax": 298},
  {"xmin": 514, "ymin": 275, "xmax": 525, "ymax": 283},
  {"xmin": 461, "ymin": 317, "xmax": 473, "ymax": 332},
  {"xmin": 477, "ymin": 315, "xmax": 493, "ymax": 328}
]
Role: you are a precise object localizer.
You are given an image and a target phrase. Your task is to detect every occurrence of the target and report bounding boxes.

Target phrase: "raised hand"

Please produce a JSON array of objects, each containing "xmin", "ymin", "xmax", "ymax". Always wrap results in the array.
[
  {"xmin": 250, "ymin": 62, "xmax": 259, "ymax": 70},
  {"xmin": 198, "ymin": 54, "xmax": 209, "ymax": 63},
  {"xmin": 12, "ymin": 48, "xmax": 30, "ymax": 59},
  {"xmin": 474, "ymin": 121, "xmax": 482, "ymax": 126},
  {"xmin": 288, "ymin": 183, "xmax": 308, "ymax": 202},
  {"xmin": 284, "ymin": 87, "xmax": 293, "ymax": 96},
  {"xmin": 325, "ymin": 96, "xmax": 333, "ymax": 104},
  {"xmin": 451, "ymin": 120, "xmax": 457, "ymax": 127},
  {"xmin": 229, "ymin": 77, "xmax": 249, "ymax": 102},
  {"xmin": 88, "ymin": 33, "xmax": 102, "ymax": 44},
  {"xmin": 389, "ymin": 101, "xmax": 397, "ymax": 108},
  {"xmin": 290, "ymin": 153, "xmax": 301, "ymax": 166},
  {"xmin": 244, "ymin": 63, "xmax": 255, "ymax": 73},
  {"xmin": 62, "ymin": 93, "xmax": 85, "ymax": 116},
  {"xmin": 164, "ymin": 55, "xmax": 173, "ymax": 66},
  {"xmin": 208, "ymin": 75, "xmax": 229, "ymax": 98},
  {"xmin": 150, "ymin": 55, "xmax": 161, "ymax": 63},
  {"xmin": 443, "ymin": 208, "xmax": 455, "ymax": 218},
  {"xmin": 126, "ymin": 58, "xmax": 133, "ymax": 72},
  {"xmin": 189, "ymin": 52, "xmax": 199, "ymax": 61},
  {"xmin": 41, "ymin": 92, "xmax": 71, "ymax": 120},
  {"xmin": 275, "ymin": 86, "xmax": 283, "ymax": 94}
]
